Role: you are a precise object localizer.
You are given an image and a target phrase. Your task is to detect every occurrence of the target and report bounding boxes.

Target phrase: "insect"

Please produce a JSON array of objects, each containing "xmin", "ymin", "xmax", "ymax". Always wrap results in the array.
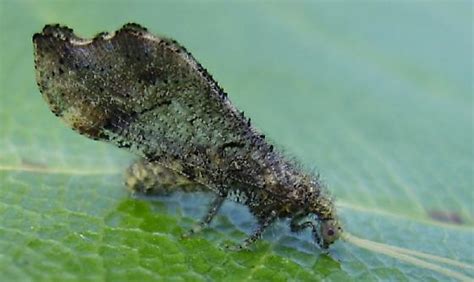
[{"xmin": 33, "ymin": 23, "xmax": 342, "ymax": 250}]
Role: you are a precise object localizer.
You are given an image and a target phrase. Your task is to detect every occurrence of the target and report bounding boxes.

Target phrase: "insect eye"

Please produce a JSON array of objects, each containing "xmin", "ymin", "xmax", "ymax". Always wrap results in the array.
[{"xmin": 327, "ymin": 229, "xmax": 335, "ymax": 237}]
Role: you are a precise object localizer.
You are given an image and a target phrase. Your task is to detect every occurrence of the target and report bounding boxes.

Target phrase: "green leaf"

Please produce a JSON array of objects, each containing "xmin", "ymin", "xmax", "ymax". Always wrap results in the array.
[{"xmin": 1, "ymin": 1, "xmax": 472, "ymax": 281}]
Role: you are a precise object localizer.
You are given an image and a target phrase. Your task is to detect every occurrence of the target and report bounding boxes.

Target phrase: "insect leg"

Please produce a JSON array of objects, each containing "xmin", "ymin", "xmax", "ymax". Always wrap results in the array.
[
  {"xmin": 182, "ymin": 194, "xmax": 227, "ymax": 237},
  {"xmin": 290, "ymin": 215, "xmax": 323, "ymax": 247},
  {"xmin": 290, "ymin": 214, "xmax": 315, "ymax": 232},
  {"xmin": 228, "ymin": 210, "xmax": 277, "ymax": 250},
  {"xmin": 125, "ymin": 158, "xmax": 206, "ymax": 194},
  {"xmin": 290, "ymin": 220, "xmax": 316, "ymax": 232}
]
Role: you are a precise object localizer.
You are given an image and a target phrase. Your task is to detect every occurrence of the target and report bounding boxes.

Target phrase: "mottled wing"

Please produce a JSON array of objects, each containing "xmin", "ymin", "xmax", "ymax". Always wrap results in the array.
[{"xmin": 33, "ymin": 24, "xmax": 274, "ymax": 188}]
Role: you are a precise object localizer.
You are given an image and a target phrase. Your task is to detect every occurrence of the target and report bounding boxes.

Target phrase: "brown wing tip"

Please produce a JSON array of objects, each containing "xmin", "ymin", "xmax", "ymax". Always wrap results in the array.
[
  {"xmin": 43, "ymin": 24, "xmax": 74, "ymax": 36},
  {"xmin": 32, "ymin": 24, "xmax": 83, "ymax": 49},
  {"xmin": 32, "ymin": 24, "xmax": 76, "ymax": 41},
  {"xmin": 33, "ymin": 22, "xmax": 151, "ymax": 44}
]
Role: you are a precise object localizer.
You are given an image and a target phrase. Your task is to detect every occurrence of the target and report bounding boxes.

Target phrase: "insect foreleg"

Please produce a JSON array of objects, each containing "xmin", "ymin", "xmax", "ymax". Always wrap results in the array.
[
  {"xmin": 228, "ymin": 210, "xmax": 277, "ymax": 250},
  {"xmin": 290, "ymin": 215, "xmax": 323, "ymax": 247},
  {"xmin": 290, "ymin": 213, "xmax": 316, "ymax": 232}
]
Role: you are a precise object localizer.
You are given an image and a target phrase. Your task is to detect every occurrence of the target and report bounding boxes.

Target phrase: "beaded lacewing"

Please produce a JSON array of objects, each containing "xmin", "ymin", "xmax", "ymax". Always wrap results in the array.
[{"xmin": 33, "ymin": 23, "xmax": 342, "ymax": 249}]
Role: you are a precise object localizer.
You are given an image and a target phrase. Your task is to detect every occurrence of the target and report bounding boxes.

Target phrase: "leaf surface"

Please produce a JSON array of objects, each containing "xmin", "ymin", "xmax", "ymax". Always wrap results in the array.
[{"xmin": 1, "ymin": 1, "xmax": 472, "ymax": 281}]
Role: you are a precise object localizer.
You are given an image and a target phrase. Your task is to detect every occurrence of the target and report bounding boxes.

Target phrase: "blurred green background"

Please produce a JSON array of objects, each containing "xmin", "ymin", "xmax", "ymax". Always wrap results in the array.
[{"xmin": 1, "ymin": 0, "xmax": 472, "ymax": 281}]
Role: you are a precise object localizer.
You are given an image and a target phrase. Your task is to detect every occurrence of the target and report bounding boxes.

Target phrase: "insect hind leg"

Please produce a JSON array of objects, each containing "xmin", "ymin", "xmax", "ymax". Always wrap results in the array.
[
  {"xmin": 125, "ymin": 159, "xmax": 206, "ymax": 194},
  {"xmin": 126, "ymin": 159, "xmax": 226, "ymax": 238}
]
